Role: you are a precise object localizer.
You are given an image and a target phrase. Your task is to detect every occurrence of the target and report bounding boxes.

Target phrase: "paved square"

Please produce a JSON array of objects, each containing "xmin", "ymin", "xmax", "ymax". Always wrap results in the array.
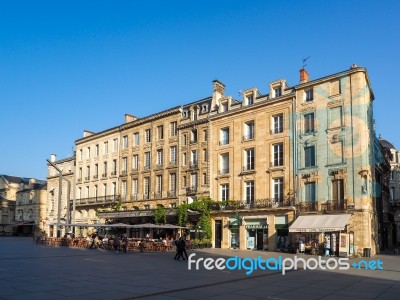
[{"xmin": 0, "ymin": 238, "xmax": 399, "ymax": 299}]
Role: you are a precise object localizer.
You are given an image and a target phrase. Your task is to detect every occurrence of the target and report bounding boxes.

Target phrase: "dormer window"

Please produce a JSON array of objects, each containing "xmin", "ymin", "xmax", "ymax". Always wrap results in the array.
[
  {"xmin": 201, "ymin": 104, "xmax": 209, "ymax": 113},
  {"xmin": 305, "ymin": 88, "xmax": 314, "ymax": 101},
  {"xmin": 182, "ymin": 110, "xmax": 190, "ymax": 119},
  {"xmin": 246, "ymin": 95, "xmax": 254, "ymax": 105},
  {"xmin": 221, "ymin": 102, "xmax": 228, "ymax": 112},
  {"xmin": 274, "ymin": 87, "xmax": 282, "ymax": 98}
]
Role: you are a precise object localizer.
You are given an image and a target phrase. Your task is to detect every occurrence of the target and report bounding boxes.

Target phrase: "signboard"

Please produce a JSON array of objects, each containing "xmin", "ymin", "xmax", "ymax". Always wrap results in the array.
[
  {"xmin": 245, "ymin": 224, "xmax": 267, "ymax": 229},
  {"xmin": 290, "ymin": 227, "xmax": 343, "ymax": 233}
]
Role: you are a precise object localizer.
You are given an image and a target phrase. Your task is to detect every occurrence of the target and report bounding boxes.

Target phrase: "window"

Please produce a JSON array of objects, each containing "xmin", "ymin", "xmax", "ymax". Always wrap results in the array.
[
  {"xmin": 182, "ymin": 110, "xmax": 189, "ymax": 119},
  {"xmin": 182, "ymin": 153, "xmax": 187, "ymax": 166},
  {"xmin": 220, "ymin": 127, "xmax": 229, "ymax": 145},
  {"xmin": 170, "ymin": 122, "xmax": 177, "ymax": 136},
  {"xmin": 191, "ymin": 129, "xmax": 197, "ymax": 143},
  {"xmin": 94, "ymin": 185, "xmax": 98, "ymax": 198},
  {"xmin": 103, "ymin": 162, "xmax": 107, "ymax": 176},
  {"xmin": 183, "ymin": 175, "xmax": 187, "ymax": 187},
  {"xmin": 191, "ymin": 150, "xmax": 197, "ymax": 166},
  {"xmin": 247, "ymin": 95, "xmax": 254, "ymax": 105},
  {"xmin": 112, "ymin": 182, "xmax": 117, "ymax": 196},
  {"xmin": 103, "ymin": 184, "xmax": 107, "ymax": 196},
  {"xmin": 203, "ymin": 149, "xmax": 208, "ymax": 162},
  {"xmin": 112, "ymin": 159, "xmax": 117, "ymax": 175},
  {"xmin": 156, "ymin": 175, "xmax": 162, "ymax": 194},
  {"xmin": 157, "ymin": 125, "xmax": 164, "ymax": 140},
  {"xmin": 245, "ymin": 181, "xmax": 254, "ymax": 204},
  {"xmin": 123, "ymin": 136, "xmax": 128, "ymax": 149},
  {"xmin": 305, "ymin": 182, "xmax": 316, "ymax": 202},
  {"xmin": 113, "ymin": 138, "xmax": 118, "ymax": 152},
  {"xmin": 332, "ymin": 179, "xmax": 344, "ymax": 204},
  {"xmin": 121, "ymin": 181, "xmax": 127, "ymax": 198},
  {"xmin": 331, "ymin": 80, "xmax": 341, "ymax": 95},
  {"xmin": 201, "ymin": 104, "xmax": 209, "ymax": 113},
  {"xmin": 203, "ymin": 130, "xmax": 208, "ymax": 141},
  {"xmin": 170, "ymin": 173, "xmax": 176, "ymax": 193},
  {"xmin": 86, "ymin": 166, "xmax": 90, "ymax": 180},
  {"xmin": 305, "ymin": 89, "xmax": 314, "ymax": 101},
  {"xmin": 170, "ymin": 146, "xmax": 177, "ymax": 164},
  {"xmin": 145, "ymin": 129, "xmax": 151, "ymax": 143},
  {"xmin": 95, "ymin": 144, "xmax": 99, "ymax": 156},
  {"xmin": 87, "ymin": 147, "xmax": 91, "ymax": 159},
  {"xmin": 390, "ymin": 187, "xmax": 395, "ymax": 201},
  {"xmin": 94, "ymin": 164, "xmax": 98, "ymax": 178},
  {"xmin": 79, "ymin": 149, "xmax": 83, "ymax": 160},
  {"xmin": 391, "ymin": 171, "xmax": 394, "ymax": 180},
  {"xmin": 244, "ymin": 148, "xmax": 255, "ymax": 171},
  {"xmin": 304, "ymin": 146, "xmax": 316, "ymax": 167},
  {"xmin": 183, "ymin": 134, "xmax": 188, "ymax": 146},
  {"xmin": 104, "ymin": 141, "xmax": 108, "ymax": 154},
  {"xmin": 221, "ymin": 102, "xmax": 228, "ymax": 112},
  {"xmin": 144, "ymin": 152, "xmax": 151, "ymax": 169},
  {"xmin": 273, "ymin": 143, "xmax": 284, "ymax": 166},
  {"xmin": 203, "ymin": 172, "xmax": 207, "ymax": 185},
  {"xmin": 79, "ymin": 167, "xmax": 82, "ymax": 180},
  {"xmin": 78, "ymin": 187, "xmax": 82, "ymax": 199},
  {"xmin": 221, "ymin": 184, "xmax": 229, "ymax": 201},
  {"xmin": 86, "ymin": 186, "xmax": 89, "ymax": 198},
  {"xmin": 157, "ymin": 149, "xmax": 163, "ymax": 166},
  {"xmin": 273, "ymin": 178, "xmax": 284, "ymax": 202},
  {"xmin": 191, "ymin": 173, "xmax": 198, "ymax": 189},
  {"xmin": 132, "ymin": 155, "xmax": 139, "ymax": 171},
  {"xmin": 132, "ymin": 179, "xmax": 138, "ymax": 199},
  {"xmin": 274, "ymin": 87, "xmax": 282, "ymax": 97},
  {"xmin": 244, "ymin": 121, "xmax": 255, "ymax": 140},
  {"xmin": 330, "ymin": 106, "xmax": 342, "ymax": 128},
  {"xmin": 273, "ymin": 114, "xmax": 283, "ymax": 134},
  {"xmin": 304, "ymin": 113, "xmax": 315, "ymax": 133},
  {"xmin": 220, "ymin": 153, "xmax": 229, "ymax": 174},
  {"xmin": 133, "ymin": 133, "xmax": 139, "ymax": 146},
  {"xmin": 122, "ymin": 157, "xmax": 128, "ymax": 173},
  {"xmin": 144, "ymin": 177, "xmax": 150, "ymax": 198}
]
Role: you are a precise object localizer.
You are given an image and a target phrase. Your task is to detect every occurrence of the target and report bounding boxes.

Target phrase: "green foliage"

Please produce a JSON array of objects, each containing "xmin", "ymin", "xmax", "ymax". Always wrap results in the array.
[
  {"xmin": 176, "ymin": 204, "xmax": 189, "ymax": 226},
  {"xmin": 113, "ymin": 201, "xmax": 122, "ymax": 211},
  {"xmin": 153, "ymin": 206, "xmax": 167, "ymax": 224}
]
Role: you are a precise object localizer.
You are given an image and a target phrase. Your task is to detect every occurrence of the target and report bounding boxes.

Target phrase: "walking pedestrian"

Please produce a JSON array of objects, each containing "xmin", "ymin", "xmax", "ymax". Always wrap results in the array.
[{"xmin": 113, "ymin": 235, "xmax": 120, "ymax": 253}]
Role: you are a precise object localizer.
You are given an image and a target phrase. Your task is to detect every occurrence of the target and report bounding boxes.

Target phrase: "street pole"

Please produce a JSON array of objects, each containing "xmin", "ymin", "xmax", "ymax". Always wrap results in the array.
[{"xmin": 47, "ymin": 159, "xmax": 71, "ymax": 238}]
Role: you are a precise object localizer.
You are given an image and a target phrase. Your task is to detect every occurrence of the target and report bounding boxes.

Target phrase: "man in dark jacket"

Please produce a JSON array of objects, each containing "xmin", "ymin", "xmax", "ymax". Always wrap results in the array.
[
  {"xmin": 174, "ymin": 235, "xmax": 188, "ymax": 260},
  {"xmin": 113, "ymin": 236, "xmax": 120, "ymax": 253}
]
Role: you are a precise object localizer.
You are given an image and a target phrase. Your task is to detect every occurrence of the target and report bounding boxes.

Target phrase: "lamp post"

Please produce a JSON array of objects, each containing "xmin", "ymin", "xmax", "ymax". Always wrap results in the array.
[{"xmin": 47, "ymin": 159, "xmax": 71, "ymax": 237}]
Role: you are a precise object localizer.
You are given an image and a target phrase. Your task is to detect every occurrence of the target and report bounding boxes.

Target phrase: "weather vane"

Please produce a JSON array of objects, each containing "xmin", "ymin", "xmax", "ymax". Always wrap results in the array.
[{"xmin": 302, "ymin": 56, "xmax": 310, "ymax": 69}]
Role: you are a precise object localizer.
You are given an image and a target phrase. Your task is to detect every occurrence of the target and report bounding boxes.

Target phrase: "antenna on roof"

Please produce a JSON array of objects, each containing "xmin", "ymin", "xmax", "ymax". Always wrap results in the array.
[{"xmin": 302, "ymin": 56, "xmax": 310, "ymax": 69}]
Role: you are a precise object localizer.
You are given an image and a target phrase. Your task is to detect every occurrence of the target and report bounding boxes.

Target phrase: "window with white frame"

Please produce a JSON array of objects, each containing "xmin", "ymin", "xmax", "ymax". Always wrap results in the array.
[
  {"xmin": 183, "ymin": 134, "xmax": 188, "ymax": 146},
  {"xmin": 221, "ymin": 184, "xmax": 229, "ymax": 201},
  {"xmin": 157, "ymin": 125, "xmax": 164, "ymax": 140},
  {"xmin": 94, "ymin": 164, "xmax": 98, "ymax": 178},
  {"xmin": 244, "ymin": 148, "xmax": 255, "ymax": 171},
  {"xmin": 122, "ymin": 157, "xmax": 128, "ymax": 173},
  {"xmin": 220, "ymin": 127, "xmax": 229, "ymax": 145},
  {"xmin": 244, "ymin": 121, "xmax": 254, "ymax": 140},
  {"xmin": 273, "ymin": 143, "xmax": 284, "ymax": 166},
  {"xmin": 95, "ymin": 144, "xmax": 99, "ymax": 156},
  {"xmin": 123, "ymin": 136, "xmax": 128, "ymax": 149},
  {"xmin": 156, "ymin": 175, "xmax": 162, "ymax": 194},
  {"xmin": 273, "ymin": 177, "xmax": 284, "ymax": 202},
  {"xmin": 86, "ymin": 186, "xmax": 89, "ymax": 198},
  {"xmin": 132, "ymin": 179, "xmax": 138, "ymax": 199},
  {"xmin": 221, "ymin": 102, "xmax": 228, "ymax": 112},
  {"xmin": 170, "ymin": 122, "xmax": 177, "ymax": 136},
  {"xmin": 191, "ymin": 150, "xmax": 197, "ymax": 166},
  {"xmin": 145, "ymin": 129, "xmax": 151, "ymax": 143},
  {"xmin": 144, "ymin": 177, "xmax": 150, "ymax": 198},
  {"xmin": 203, "ymin": 129, "xmax": 208, "ymax": 141},
  {"xmin": 132, "ymin": 155, "xmax": 139, "ymax": 171},
  {"xmin": 157, "ymin": 149, "xmax": 163, "ymax": 166},
  {"xmin": 78, "ymin": 187, "xmax": 82, "ymax": 199},
  {"xmin": 274, "ymin": 87, "xmax": 282, "ymax": 97},
  {"xmin": 305, "ymin": 88, "xmax": 314, "ymax": 101},
  {"xmin": 304, "ymin": 146, "xmax": 316, "ymax": 167},
  {"xmin": 86, "ymin": 166, "xmax": 90, "ymax": 179},
  {"xmin": 304, "ymin": 113, "xmax": 315, "ymax": 133},
  {"xmin": 103, "ymin": 162, "xmax": 107, "ymax": 176},
  {"xmin": 191, "ymin": 173, "xmax": 198, "ymax": 189},
  {"xmin": 273, "ymin": 114, "xmax": 283, "ymax": 134},
  {"xmin": 170, "ymin": 146, "xmax": 177, "ymax": 164},
  {"xmin": 104, "ymin": 141, "xmax": 108, "ymax": 154},
  {"xmin": 220, "ymin": 153, "xmax": 229, "ymax": 174},
  {"xmin": 170, "ymin": 173, "xmax": 176, "ymax": 193},
  {"xmin": 144, "ymin": 152, "xmax": 151, "ymax": 169},
  {"xmin": 112, "ymin": 182, "xmax": 116, "ymax": 196},
  {"xmin": 113, "ymin": 138, "xmax": 118, "ymax": 152},
  {"xmin": 305, "ymin": 182, "xmax": 316, "ymax": 202},
  {"xmin": 121, "ymin": 181, "xmax": 127, "ymax": 198},
  {"xmin": 94, "ymin": 185, "xmax": 98, "ymax": 198},
  {"xmin": 79, "ymin": 149, "xmax": 83, "ymax": 160},
  {"xmin": 133, "ymin": 132, "xmax": 139, "ymax": 146},
  {"xmin": 203, "ymin": 148, "xmax": 207, "ymax": 162},
  {"xmin": 182, "ymin": 153, "xmax": 187, "ymax": 166},
  {"xmin": 191, "ymin": 129, "xmax": 197, "ymax": 143},
  {"xmin": 246, "ymin": 94, "xmax": 254, "ymax": 105},
  {"xmin": 245, "ymin": 181, "xmax": 254, "ymax": 204},
  {"xmin": 112, "ymin": 159, "xmax": 117, "ymax": 174},
  {"xmin": 87, "ymin": 147, "xmax": 91, "ymax": 159},
  {"xmin": 103, "ymin": 183, "xmax": 107, "ymax": 196}
]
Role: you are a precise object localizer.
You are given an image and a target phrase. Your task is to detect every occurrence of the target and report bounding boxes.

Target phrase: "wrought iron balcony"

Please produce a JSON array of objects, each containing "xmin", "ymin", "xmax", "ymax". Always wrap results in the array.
[
  {"xmin": 189, "ymin": 162, "xmax": 198, "ymax": 169},
  {"xmin": 321, "ymin": 199, "xmax": 347, "ymax": 212},
  {"xmin": 168, "ymin": 190, "xmax": 176, "ymax": 197},
  {"xmin": 143, "ymin": 194, "xmax": 150, "ymax": 200},
  {"xmin": 74, "ymin": 195, "xmax": 120, "ymax": 206},
  {"xmin": 186, "ymin": 186, "xmax": 197, "ymax": 195},
  {"xmin": 155, "ymin": 192, "xmax": 162, "ymax": 199},
  {"xmin": 131, "ymin": 194, "xmax": 138, "ymax": 201}
]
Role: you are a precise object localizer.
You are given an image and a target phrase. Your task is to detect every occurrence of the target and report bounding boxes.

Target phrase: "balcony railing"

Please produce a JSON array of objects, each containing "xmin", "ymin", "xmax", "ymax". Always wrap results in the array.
[
  {"xmin": 74, "ymin": 195, "xmax": 120, "ymax": 206},
  {"xmin": 210, "ymin": 198, "xmax": 295, "ymax": 211},
  {"xmin": 218, "ymin": 169, "xmax": 230, "ymax": 176},
  {"xmin": 297, "ymin": 200, "xmax": 348, "ymax": 213},
  {"xmin": 168, "ymin": 190, "xmax": 176, "ymax": 197},
  {"xmin": 131, "ymin": 194, "xmax": 138, "ymax": 201},
  {"xmin": 143, "ymin": 194, "xmax": 150, "ymax": 200},
  {"xmin": 186, "ymin": 186, "xmax": 197, "ymax": 195},
  {"xmin": 155, "ymin": 192, "xmax": 162, "ymax": 199}
]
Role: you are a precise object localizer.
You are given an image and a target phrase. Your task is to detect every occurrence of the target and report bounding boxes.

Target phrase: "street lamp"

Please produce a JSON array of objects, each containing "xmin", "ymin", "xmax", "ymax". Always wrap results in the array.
[{"xmin": 47, "ymin": 159, "xmax": 71, "ymax": 237}]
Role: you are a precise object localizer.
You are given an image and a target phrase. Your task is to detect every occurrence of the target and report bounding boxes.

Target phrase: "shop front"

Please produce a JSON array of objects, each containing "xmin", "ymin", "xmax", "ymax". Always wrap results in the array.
[
  {"xmin": 289, "ymin": 214, "xmax": 352, "ymax": 257},
  {"xmin": 244, "ymin": 219, "xmax": 268, "ymax": 250},
  {"xmin": 228, "ymin": 217, "xmax": 240, "ymax": 249}
]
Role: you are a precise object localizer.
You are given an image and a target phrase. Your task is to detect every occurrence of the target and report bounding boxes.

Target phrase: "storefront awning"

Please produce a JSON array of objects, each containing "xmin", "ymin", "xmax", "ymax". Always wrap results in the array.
[{"xmin": 289, "ymin": 214, "xmax": 351, "ymax": 233}]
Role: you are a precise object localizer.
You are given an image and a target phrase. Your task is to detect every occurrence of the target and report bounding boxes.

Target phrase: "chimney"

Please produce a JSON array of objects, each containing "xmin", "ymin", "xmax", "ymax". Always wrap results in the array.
[
  {"xmin": 350, "ymin": 64, "xmax": 358, "ymax": 69},
  {"xmin": 50, "ymin": 154, "xmax": 57, "ymax": 162},
  {"xmin": 83, "ymin": 130, "xmax": 94, "ymax": 138},
  {"xmin": 299, "ymin": 68, "xmax": 309, "ymax": 84},
  {"xmin": 212, "ymin": 79, "xmax": 225, "ymax": 110},
  {"xmin": 125, "ymin": 114, "xmax": 138, "ymax": 123}
]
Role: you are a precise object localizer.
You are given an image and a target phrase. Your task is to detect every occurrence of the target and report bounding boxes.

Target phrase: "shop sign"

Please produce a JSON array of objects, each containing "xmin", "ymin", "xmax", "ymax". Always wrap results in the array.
[
  {"xmin": 245, "ymin": 224, "xmax": 267, "ymax": 229},
  {"xmin": 291, "ymin": 228, "xmax": 341, "ymax": 233}
]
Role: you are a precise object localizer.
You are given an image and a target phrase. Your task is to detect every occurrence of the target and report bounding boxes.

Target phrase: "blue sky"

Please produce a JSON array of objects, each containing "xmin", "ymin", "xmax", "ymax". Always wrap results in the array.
[{"xmin": 1, "ymin": 0, "xmax": 399, "ymax": 180}]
